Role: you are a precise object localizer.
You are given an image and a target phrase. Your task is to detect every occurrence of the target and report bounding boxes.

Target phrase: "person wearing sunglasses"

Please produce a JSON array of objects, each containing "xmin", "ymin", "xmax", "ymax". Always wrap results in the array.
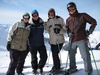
[
  {"xmin": 44, "ymin": 8, "xmax": 66, "ymax": 74},
  {"xmin": 66, "ymin": 2, "xmax": 97, "ymax": 75},
  {"xmin": 28, "ymin": 9, "xmax": 47, "ymax": 74},
  {"xmin": 6, "ymin": 13, "xmax": 30, "ymax": 75}
]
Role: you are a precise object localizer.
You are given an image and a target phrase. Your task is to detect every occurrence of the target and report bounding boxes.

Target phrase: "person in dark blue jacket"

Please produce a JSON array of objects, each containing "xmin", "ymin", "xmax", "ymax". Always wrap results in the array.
[{"xmin": 29, "ymin": 9, "xmax": 47, "ymax": 74}]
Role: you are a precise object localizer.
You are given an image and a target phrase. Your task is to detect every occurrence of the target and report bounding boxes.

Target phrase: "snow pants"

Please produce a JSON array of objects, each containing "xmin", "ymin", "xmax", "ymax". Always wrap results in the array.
[
  {"xmin": 30, "ymin": 45, "xmax": 47, "ymax": 70},
  {"xmin": 69, "ymin": 40, "xmax": 93, "ymax": 73},
  {"xmin": 51, "ymin": 43, "xmax": 63, "ymax": 70},
  {"xmin": 6, "ymin": 49, "xmax": 29, "ymax": 75}
]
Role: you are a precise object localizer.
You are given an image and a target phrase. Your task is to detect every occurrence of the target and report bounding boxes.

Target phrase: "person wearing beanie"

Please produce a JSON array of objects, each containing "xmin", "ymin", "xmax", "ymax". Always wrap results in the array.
[
  {"xmin": 29, "ymin": 9, "xmax": 47, "ymax": 74},
  {"xmin": 6, "ymin": 12, "xmax": 31, "ymax": 75},
  {"xmin": 44, "ymin": 8, "xmax": 67, "ymax": 74},
  {"xmin": 66, "ymin": 2, "xmax": 97, "ymax": 75}
]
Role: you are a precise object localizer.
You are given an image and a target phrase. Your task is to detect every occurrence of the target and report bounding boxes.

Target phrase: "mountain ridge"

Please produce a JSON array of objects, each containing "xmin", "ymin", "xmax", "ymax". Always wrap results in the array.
[{"xmin": 0, "ymin": 24, "xmax": 100, "ymax": 51}]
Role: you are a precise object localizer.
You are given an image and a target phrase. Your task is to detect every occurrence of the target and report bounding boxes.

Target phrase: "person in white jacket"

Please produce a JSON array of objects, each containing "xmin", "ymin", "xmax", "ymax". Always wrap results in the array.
[
  {"xmin": 6, "ymin": 13, "xmax": 30, "ymax": 75},
  {"xmin": 44, "ymin": 8, "xmax": 67, "ymax": 74}
]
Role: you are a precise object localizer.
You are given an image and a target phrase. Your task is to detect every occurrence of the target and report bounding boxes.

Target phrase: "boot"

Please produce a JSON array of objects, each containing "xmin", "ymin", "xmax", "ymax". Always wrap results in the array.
[
  {"xmin": 18, "ymin": 73, "xmax": 24, "ymax": 75},
  {"xmin": 67, "ymin": 68, "xmax": 78, "ymax": 74}
]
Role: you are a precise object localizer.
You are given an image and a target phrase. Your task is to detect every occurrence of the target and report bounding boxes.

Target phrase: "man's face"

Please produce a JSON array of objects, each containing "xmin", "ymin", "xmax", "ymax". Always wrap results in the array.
[
  {"xmin": 68, "ymin": 7, "xmax": 76, "ymax": 14},
  {"xmin": 32, "ymin": 13, "xmax": 39, "ymax": 20}
]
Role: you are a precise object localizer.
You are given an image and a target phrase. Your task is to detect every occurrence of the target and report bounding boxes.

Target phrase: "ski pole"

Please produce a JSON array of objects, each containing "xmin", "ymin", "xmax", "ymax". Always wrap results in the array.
[
  {"xmin": 45, "ymin": 41, "xmax": 51, "ymax": 67},
  {"xmin": 46, "ymin": 49, "xmax": 51, "ymax": 67},
  {"xmin": 66, "ymin": 36, "xmax": 73, "ymax": 66},
  {"xmin": 88, "ymin": 41, "xmax": 100, "ymax": 75},
  {"xmin": 65, "ymin": 38, "xmax": 72, "ymax": 74},
  {"xmin": 65, "ymin": 50, "xmax": 69, "ymax": 68}
]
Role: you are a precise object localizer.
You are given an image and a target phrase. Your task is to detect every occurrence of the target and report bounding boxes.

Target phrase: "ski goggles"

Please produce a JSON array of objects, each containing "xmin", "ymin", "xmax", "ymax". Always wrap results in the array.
[
  {"xmin": 32, "ymin": 14, "xmax": 38, "ymax": 17},
  {"xmin": 23, "ymin": 15, "xmax": 30, "ymax": 19}
]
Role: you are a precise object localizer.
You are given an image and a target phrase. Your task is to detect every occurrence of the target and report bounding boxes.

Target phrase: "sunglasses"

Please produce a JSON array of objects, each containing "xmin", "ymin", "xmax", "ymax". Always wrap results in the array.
[
  {"xmin": 32, "ymin": 14, "xmax": 38, "ymax": 17},
  {"xmin": 23, "ymin": 16, "xmax": 30, "ymax": 19}
]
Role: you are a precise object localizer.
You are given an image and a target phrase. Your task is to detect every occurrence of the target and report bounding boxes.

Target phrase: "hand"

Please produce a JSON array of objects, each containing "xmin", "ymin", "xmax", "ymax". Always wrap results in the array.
[
  {"xmin": 43, "ymin": 22, "xmax": 47, "ymax": 26},
  {"xmin": 68, "ymin": 33, "xmax": 74, "ymax": 39},
  {"xmin": 85, "ymin": 29, "xmax": 93, "ymax": 37},
  {"xmin": 6, "ymin": 41, "xmax": 11, "ymax": 51},
  {"xmin": 54, "ymin": 28, "xmax": 61, "ymax": 34},
  {"xmin": 27, "ymin": 45, "xmax": 30, "ymax": 50}
]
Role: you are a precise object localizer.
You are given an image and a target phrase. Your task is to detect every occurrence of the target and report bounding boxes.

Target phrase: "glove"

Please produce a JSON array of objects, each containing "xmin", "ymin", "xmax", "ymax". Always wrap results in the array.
[
  {"xmin": 6, "ymin": 41, "xmax": 11, "ymax": 51},
  {"xmin": 85, "ymin": 29, "xmax": 93, "ymax": 37},
  {"xmin": 27, "ymin": 45, "xmax": 30, "ymax": 50},
  {"xmin": 54, "ymin": 28, "xmax": 61, "ymax": 34},
  {"xmin": 68, "ymin": 32, "xmax": 74, "ymax": 39}
]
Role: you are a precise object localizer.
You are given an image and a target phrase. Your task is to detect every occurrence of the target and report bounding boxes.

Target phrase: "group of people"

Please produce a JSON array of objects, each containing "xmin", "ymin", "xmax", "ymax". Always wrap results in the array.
[{"xmin": 6, "ymin": 2, "xmax": 97, "ymax": 75}]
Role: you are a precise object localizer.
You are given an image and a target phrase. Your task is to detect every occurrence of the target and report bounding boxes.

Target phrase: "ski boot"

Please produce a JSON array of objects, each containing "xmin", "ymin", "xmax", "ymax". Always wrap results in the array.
[
  {"xmin": 18, "ymin": 73, "xmax": 24, "ymax": 75},
  {"xmin": 67, "ymin": 68, "xmax": 78, "ymax": 74}
]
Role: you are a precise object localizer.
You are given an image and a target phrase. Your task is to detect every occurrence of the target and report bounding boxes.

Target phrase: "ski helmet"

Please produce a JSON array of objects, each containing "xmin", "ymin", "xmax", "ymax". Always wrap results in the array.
[
  {"xmin": 31, "ymin": 9, "xmax": 38, "ymax": 15},
  {"xmin": 23, "ymin": 12, "xmax": 30, "ymax": 19},
  {"xmin": 48, "ymin": 8, "xmax": 55, "ymax": 16},
  {"xmin": 67, "ymin": 2, "xmax": 77, "ymax": 10}
]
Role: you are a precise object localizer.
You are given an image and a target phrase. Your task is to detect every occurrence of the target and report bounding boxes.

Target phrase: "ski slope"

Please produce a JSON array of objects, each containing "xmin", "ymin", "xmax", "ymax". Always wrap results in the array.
[
  {"xmin": 0, "ymin": 27, "xmax": 100, "ymax": 75},
  {"xmin": 0, "ymin": 49, "xmax": 100, "ymax": 75}
]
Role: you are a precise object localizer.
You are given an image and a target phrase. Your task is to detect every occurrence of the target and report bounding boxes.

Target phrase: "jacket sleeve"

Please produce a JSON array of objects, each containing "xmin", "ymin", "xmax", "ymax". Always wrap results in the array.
[
  {"xmin": 7, "ymin": 22, "xmax": 18, "ymax": 41},
  {"xmin": 66, "ymin": 18, "xmax": 71, "ymax": 35},
  {"xmin": 43, "ymin": 21, "xmax": 50, "ymax": 33},
  {"xmin": 59, "ymin": 18, "xmax": 67, "ymax": 34},
  {"xmin": 84, "ymin": 13, "xmax": 97, "ymax": 31}
]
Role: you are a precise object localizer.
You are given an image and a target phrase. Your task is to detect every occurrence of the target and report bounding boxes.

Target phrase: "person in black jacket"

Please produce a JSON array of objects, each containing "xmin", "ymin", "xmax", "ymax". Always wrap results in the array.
[{"xmin": 29, "ymin": 9, "xmax": 47, "ymax": 74}]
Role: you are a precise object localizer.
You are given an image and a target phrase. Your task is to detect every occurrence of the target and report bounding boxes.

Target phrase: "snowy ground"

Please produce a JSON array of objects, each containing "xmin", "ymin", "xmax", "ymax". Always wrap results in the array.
[{"xmin": 0, "ymin": 50, "xmax": 100, "ymax": 75}]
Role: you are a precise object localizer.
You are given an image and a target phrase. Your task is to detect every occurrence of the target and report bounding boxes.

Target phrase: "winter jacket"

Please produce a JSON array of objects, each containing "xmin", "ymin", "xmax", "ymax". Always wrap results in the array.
[
  {"xmin": 66, "ymin": 12, "xmax": 97, "ymax": 42},
  {"xmin": 44, "ymin": 16, "xmax": 66, "ymax": 45},
  {"xmin": 29, "ymin": 17, "xmax": 45, "ymax": 46},
  {"xmin": 7, "ymin": 20, "xmax": 30, "ymax": 51}
]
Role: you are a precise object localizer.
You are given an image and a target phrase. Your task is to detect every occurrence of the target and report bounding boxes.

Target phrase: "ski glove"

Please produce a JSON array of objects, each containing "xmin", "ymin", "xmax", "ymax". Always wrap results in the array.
[
  {"xmin": 6, "ymin": 41, "xmax": 11, "ymax": 51},
  {"xmin": 68, "ymin": 33, "xmax": 74, "ymax": 39},
  {"xmin": 85, "ymin": 29, "xmax": 93, "ymax": 37},
  {"xmin": 53, "ymin": 28, "xmax": 61, "ymax": 34}
]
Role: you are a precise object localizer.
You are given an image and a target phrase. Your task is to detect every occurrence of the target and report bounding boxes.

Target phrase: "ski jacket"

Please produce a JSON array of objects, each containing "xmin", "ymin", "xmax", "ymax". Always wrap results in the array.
[
  {"xmin": 66, "ymin": 13, "xmax": 97, "ymax": 42},
  {"xmin": 29, "ymin": 17, "xmax": 45, "ymax": 46},
  {"xmin": 7, "ymin": 21, "xmax": 30, "ymax": 51},
  {"xmin": 44, "ymin": 16, "xmax": 66, "ymax": 45}
]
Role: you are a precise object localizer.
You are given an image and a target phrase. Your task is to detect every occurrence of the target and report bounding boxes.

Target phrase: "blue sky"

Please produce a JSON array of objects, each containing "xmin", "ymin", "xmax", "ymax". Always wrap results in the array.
[{"xmin": 0, "ymin": 0, "xmax": 100, "ymax": 31}]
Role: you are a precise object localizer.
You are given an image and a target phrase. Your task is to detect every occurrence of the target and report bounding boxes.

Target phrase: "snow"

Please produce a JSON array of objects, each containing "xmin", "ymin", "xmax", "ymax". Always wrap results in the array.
[
  {"xmin": 0, "ymin": 50, "xmax": 100, "ymax": 75},
  {"xmin": 0, "ymin": 26, "xmax": 100, "ymax": 75}
]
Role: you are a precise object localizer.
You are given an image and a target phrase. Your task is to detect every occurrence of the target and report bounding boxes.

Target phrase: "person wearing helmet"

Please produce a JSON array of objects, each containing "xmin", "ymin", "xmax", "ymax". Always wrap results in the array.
[
  {"xmin": 44, "ymin": 8, "xmax": 66, "ymax": 74},
  {"xmin": 28, "ymin": 9, "xmax": 47, "ymax": 74},
  {"xmin": 6, "ymin": 12, "xmax": 30, "ymax": 75},
  {"xmin": 66, "ymin": 2, "xmax": 97, "ymax": 75}
]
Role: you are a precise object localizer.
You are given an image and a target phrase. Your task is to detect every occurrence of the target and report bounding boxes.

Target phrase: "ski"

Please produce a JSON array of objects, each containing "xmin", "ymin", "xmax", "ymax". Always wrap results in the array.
[
  {"xmin": 43, "ymin": 70, "xmax": 68, "ymax": 75},
  {"xmin": 67, "ymin": 69, "xmax": 83, "ymax": 75},
  {"xmin": 31, "ymin": 72, "xmax": 42, "ymax": 75},
  {"xmin": 43, "ymin": 69, "xmax": 83, "ymax": 75}
]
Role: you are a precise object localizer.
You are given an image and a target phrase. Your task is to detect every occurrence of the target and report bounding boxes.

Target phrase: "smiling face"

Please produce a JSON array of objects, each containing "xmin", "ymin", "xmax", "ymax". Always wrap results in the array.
[
  {"xmin": 23, "ymin": 18, "xmax": 29, "ymax": 23},
  {"xmin": 48, "ymin": 12, "xmax": 55, "ymax": 19},
  {"xmin": 68, "ymin": 6, "xmax": 76, "ymax": 14},
  {"xmin": 32, "ymin": 13, "xmax": 39, "ymax": 20}
]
